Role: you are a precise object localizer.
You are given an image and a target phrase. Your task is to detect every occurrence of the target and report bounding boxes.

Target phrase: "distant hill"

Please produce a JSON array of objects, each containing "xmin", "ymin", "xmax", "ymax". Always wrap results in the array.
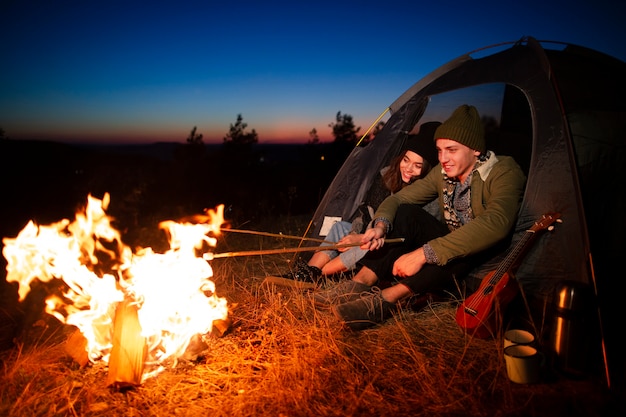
[
  {"xmin": 0, "ymin": 138, "xmax": 351, "ymax": 240},
  {"xmin": 70, "ymin": 141, "xmax": 336, "ymax": 164}
]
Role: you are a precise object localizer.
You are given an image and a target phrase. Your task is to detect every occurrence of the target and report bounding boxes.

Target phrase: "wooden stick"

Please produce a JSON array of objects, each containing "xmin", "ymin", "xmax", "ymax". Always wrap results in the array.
[
  {"xmin": 220, "ymin": 227, "xmax": 333, "ymax": 244},
  {"xmin": 262, "ymin": 276, "xmax": 317, "ymax": 290},
  {"xmin": 180, "ymin": 214, "xmax": 332, "ymax": 244},
  {"xmin": 207, "ymin": 238, "xmax": 405, "ymax": 259}
]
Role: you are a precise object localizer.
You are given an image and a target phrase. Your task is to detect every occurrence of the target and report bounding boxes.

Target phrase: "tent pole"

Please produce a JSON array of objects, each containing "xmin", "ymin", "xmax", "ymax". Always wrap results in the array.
[
  {"xmin": 355, "ymin": 107, "xmax": 390, "ymax": 147},
  {"xmin": 588, "ymin": 253, "xmax": 611, "ymax": 389}
]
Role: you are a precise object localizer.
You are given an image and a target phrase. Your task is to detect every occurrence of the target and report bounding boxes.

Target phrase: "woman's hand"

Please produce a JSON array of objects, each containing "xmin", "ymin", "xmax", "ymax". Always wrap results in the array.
[{"xmin": 337, "ymin": 234, "xmax": 362, "ymax": 252}]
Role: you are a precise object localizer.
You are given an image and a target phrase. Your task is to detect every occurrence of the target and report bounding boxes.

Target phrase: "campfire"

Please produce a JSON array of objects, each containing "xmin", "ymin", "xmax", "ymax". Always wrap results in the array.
[{"xmin": 2, "ymin": 193, "xmax": 229, "ymax": 387}]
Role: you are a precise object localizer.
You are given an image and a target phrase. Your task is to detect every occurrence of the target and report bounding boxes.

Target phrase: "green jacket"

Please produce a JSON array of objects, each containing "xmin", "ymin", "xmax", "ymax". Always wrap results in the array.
[{"xmin": 373, "ymin": 153, "xmax": 526, "ymax": 265}]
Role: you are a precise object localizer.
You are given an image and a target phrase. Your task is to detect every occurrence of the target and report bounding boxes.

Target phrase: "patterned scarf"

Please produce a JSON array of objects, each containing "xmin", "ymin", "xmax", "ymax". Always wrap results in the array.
[{"xmin": 442, "ymin": 156, "xmax": 488, "ymax": 231}]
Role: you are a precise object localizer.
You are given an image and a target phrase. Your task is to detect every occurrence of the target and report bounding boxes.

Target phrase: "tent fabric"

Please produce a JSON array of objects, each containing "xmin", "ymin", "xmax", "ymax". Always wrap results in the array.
[
  {"xmin": 307, "ymin": 36, "xmax": 626, "ymax": 305},
  {"xmin": 308, "ymin": 94, "xmax": 429, "ymax": 239}
]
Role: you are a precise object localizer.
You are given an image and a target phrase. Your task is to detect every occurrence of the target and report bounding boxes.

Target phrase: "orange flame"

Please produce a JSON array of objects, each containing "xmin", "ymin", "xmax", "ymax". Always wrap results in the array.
[{"xmin": 2, "ymin": 193, "xmax": 228, "ymax": 378}]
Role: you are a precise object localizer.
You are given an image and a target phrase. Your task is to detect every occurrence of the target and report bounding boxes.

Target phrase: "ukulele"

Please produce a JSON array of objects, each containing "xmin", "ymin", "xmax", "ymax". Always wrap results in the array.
[{"xmin": 455, "ymin": 212, "xmax": 562, "ymax": 339}]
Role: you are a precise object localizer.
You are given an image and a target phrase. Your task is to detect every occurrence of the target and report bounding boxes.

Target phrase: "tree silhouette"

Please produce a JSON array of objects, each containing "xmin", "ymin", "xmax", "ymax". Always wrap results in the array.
[
  {"xmin": 186, "ymin": 126, "xmax": 204, "ymax": 145},
  {"xmin": 329, "ymin": 111, "xmax": 360, "ymax": 144},
  {"xmin": 308, "ymin": 127, "xmax": 320, "ymax": 144},
  {"xmin": 224, "ymin": 114, "xmax": 258, "ymax": 147},
  {"xmin": 0, "ymin": 127, "xmax": 6, "ymax": 140}
]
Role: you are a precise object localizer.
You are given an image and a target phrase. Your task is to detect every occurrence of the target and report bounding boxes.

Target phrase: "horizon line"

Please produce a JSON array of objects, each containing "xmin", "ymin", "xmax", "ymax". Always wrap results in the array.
[{"xmin": 1, "ymin": 136, "xmax": 336, "ymax": 147}]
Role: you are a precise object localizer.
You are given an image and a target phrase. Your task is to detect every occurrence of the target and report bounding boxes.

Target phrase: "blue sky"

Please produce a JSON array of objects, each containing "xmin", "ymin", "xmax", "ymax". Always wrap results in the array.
[{"xmin": 1, "ymin": 0, "xmax": 625, "ymax": 144}]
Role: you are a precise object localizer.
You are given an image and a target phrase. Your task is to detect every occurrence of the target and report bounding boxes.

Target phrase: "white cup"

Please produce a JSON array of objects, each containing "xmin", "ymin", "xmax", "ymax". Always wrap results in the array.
[
  {"xmin": 504, "ymin": 329, "xmax": 535, "ymax": 348},
  {"xmin": 503, "ymin": 344, "xmax": 544, "ymax": 384}
]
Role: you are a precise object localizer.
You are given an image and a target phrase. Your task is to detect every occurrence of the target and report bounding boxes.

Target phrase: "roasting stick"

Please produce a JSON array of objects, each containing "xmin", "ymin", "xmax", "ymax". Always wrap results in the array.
[
  {"xmin": 219, "ymin": 227, "xmax": 334, "ymax": 244},
  {"xmin": 206, "ymin": 238, "xmax": 405, "ymax": 260}
]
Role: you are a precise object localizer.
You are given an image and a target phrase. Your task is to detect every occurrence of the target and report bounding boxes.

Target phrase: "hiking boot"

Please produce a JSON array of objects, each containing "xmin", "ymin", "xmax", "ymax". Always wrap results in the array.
[
  {"xmin": 332, "ymin": 287, "xmax": 397, "ymax": 331},
  {"xmin": 279, "ymin": 259, "xmax": 322, "ymax": 283},
  {"xmin": 404, "ymin": 292, "xmax": 446, "ymax": 312},
  {"xmin": 312, "ymin": 280, "xmax": 372, "ymax": 307}
]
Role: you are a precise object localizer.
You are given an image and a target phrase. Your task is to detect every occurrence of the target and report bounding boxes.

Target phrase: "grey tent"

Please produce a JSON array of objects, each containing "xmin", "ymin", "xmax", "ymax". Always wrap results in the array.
[{"xmin": 307, "ymin": 36, "xmax": 625, "ymax": 385}]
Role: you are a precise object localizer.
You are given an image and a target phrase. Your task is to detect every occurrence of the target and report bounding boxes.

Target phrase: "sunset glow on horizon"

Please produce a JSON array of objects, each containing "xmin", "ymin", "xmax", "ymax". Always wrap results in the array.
[{"xmin": 2, "ymin": 1, "xmax": 624, "ymax": 145}]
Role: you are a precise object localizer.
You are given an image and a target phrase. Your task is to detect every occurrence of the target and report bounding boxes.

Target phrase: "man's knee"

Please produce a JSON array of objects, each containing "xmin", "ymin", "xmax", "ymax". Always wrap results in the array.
[{"xmin": 353, "ymin": 266, "xmax": 378, "ymax": 286}]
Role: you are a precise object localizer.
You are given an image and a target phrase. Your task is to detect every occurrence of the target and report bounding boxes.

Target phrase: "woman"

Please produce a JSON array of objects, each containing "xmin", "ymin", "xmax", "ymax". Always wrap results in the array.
[{"xmin": 275, "ymin": 121, "xmax": 440, "ymax": 283}]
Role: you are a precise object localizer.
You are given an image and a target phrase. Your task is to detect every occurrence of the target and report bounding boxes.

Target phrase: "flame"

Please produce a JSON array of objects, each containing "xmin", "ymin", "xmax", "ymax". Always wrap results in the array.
[{"xmin": 2, "ymin": 193, "xmax": 228, "ymax": 378}]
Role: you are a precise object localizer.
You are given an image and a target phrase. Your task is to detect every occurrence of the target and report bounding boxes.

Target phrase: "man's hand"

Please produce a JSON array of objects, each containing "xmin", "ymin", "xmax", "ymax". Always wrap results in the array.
[
  {"xmin": 392, "ymin": 247, "xmax": 426, "ymax": 277},
  {"xmin": 360, "ymin": 223, "xmax": 386, "ymax": 251}
]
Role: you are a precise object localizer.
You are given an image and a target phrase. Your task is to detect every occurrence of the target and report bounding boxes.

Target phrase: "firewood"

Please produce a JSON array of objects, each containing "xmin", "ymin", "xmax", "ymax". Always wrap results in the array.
[
  {"xmin": 262, "ymin": 275, "xmax": 317, "ymax": 290},
  {"xmin": 106, "ymin": 298, "xmax": 147, "ymax": 388},
  {"xmin": 211, "ymin": 316, "xmax": 232, "ymax": 338},
  {"xmin": 65, "ymin": 328, "xmax": 90, "ymax": 367},
  {"xmin": 180, "ymin": 333, "xmax": 209, "ymax": 361}
]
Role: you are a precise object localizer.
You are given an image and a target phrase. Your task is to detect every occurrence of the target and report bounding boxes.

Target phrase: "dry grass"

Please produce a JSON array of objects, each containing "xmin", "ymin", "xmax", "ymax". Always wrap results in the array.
[{"xmin": 0, "ymin": 215, "xmax": 617, "ymax": 417}]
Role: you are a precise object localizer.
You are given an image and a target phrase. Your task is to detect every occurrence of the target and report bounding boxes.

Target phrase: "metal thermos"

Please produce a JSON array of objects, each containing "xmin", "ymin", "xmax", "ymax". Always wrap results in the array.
[{"xmin": 550, "ymin": 280, "xmax": 595, "ymax": 377}]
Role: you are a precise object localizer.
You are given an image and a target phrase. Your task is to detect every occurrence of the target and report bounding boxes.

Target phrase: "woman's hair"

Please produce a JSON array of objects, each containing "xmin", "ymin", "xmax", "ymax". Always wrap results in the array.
[{"xmin": 382, "ymin": 151, "xmax": 433, "ymax": 193}]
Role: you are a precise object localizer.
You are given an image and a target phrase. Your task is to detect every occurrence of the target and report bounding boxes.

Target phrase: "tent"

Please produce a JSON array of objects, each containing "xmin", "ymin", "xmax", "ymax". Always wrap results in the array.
[{"xmin": 306, "ymin": 36, "xmax": 625, "ymax": 384}]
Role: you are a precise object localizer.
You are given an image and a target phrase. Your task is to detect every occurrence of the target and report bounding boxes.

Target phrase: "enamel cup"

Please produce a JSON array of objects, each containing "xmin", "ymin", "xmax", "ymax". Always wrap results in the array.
[
  {"xmin": 504, "ymin": 329, "xmax": 535, "ymax": 348},
  {"xmin": 503, "ymin": 344, "xmax": 544, "ymax": 384}
]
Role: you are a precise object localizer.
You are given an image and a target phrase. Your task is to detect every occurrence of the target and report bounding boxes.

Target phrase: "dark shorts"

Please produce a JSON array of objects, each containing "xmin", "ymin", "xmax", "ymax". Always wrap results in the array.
[{"xmin": 359, "ymin": 204, "xmax": 474, "ymax": 295}]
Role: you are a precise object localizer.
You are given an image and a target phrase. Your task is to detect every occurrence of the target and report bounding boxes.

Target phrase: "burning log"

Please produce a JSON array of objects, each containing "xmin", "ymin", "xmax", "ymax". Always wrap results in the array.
[
  {"xmin": 106, "ymin": 298, "xmax": 147, "ymax": 388},
  {"xmin": 178, "ymin": 317, "xmax": 233, "ymax": 361},
  {"xmin": 65, "ymin": 328, "xmax": 90, "ymax": 367},
  {"xmin": 211, "ymin": 317, "xmax": 232, "ymax": 338}
]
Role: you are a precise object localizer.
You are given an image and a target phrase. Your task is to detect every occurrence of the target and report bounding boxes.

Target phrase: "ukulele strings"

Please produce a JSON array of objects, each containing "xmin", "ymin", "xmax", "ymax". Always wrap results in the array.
[{"xmin": 463, "ymin": 231, "xmax": 534, "ymax": 310}]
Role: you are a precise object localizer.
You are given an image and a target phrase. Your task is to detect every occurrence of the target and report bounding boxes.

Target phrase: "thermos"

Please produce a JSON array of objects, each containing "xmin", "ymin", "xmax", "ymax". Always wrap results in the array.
[{"xmin": 549, "ymin": 280, "xmax": 596, "ymax": 377}]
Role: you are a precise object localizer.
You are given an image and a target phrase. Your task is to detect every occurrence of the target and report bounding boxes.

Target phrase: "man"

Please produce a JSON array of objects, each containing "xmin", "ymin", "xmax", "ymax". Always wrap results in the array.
[{"xmin": 313, "ymin": 104, "xmax": 527, "ymax": 331}]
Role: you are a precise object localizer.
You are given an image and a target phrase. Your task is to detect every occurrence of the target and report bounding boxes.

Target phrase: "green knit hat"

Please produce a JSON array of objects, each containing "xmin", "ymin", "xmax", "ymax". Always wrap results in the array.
[{"xmin": 434, "ymin": 104, "xmax": 486, "ymax": 153}]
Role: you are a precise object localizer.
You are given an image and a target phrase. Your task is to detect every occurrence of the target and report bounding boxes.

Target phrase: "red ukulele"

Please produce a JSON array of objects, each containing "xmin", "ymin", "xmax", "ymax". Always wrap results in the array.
[{"xmin": 455, "ymin": 212, "xmax": 561, "ymax": 339}]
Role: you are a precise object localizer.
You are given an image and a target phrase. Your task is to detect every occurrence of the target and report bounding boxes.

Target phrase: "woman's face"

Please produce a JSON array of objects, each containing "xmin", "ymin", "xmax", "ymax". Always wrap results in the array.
[{"xmin": 399, "ymin": 150, "xmax": 424, "ymax": 183}]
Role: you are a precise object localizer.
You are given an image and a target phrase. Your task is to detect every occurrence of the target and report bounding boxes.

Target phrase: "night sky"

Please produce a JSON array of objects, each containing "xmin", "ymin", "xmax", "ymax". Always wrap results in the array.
[{"xmin": 2, "ymin": 0, "xmax": 625, "ymax": 145}]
